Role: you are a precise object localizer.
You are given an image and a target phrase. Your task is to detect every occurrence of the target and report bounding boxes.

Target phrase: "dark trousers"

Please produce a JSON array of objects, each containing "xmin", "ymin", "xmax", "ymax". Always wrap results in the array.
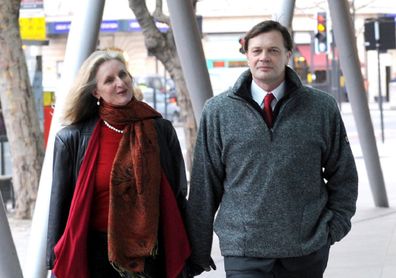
[
  {"xmin": 224, "ymin": 244, "xmax": 330, "ymax": 278},
  {"xmin": 50, "ymin": 232, "xmax": 120, "ymax": 278},
  {"xmin": 87, "ymin": 231, "xmax": 165, "ymax": 278},
  {"xmin": 87, "ymin": 231, "xmax": 123, "ymax": 278}
]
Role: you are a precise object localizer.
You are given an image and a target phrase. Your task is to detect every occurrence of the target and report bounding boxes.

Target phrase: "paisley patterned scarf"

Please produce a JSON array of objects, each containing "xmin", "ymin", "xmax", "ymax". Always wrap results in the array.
[{"xmin": 99, "ymin": 98, "xmax": 162, "ymax": 274}]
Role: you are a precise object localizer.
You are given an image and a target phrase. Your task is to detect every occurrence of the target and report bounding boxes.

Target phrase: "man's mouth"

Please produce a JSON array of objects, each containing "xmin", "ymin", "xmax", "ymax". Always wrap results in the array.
[{"xmin": 257, "ymin": 66, "xmax": 272, "ymax": 71}]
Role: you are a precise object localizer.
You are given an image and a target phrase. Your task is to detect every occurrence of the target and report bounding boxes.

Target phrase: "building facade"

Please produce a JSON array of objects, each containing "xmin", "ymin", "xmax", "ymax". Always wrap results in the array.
[{"xmin": 36, "ymin": 0, "xmax": 396, "ymax": 101}]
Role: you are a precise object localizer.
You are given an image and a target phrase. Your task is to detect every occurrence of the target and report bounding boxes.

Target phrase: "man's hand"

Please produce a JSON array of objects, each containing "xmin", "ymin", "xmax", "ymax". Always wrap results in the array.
[
  {"xmin": 187, "ymin": 258, "xmax": 216, "ymax": 277},
  {"xmin": 186, "ymin": 261, "xmax": 205, "ymax": 277}
]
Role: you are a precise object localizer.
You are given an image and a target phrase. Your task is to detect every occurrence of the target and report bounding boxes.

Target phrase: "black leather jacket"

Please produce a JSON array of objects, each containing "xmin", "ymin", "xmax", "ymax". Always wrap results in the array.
[{"xmin": 46, "ymin": 116, "xmax": 188, "ymax": 272}]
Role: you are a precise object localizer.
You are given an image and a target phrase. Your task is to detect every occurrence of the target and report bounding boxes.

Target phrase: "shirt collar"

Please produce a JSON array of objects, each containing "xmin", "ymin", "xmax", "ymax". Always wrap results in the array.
[{"xmin": 251, "ymin": 80, "xmax": 286, "ymax": 107}]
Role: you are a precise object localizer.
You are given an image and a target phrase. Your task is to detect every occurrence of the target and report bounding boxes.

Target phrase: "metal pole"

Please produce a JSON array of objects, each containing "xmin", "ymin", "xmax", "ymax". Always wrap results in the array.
[
  {"xmin": 23, "ymin": 1, "xmax": 106, "ymax": 277},
  {"xmin": 272, "ymin": 0, "xmax": 295, "ymax": 68},
  {"xmin": 327, "ymin": 0, "xmax": 388, "ymax": 207},
  {"xmin": 1, "ymin": 140, "xmax": 4, "ymax": 175},
  {"xmin": 376, "ymin": 49, "xmax": 385, "ymax": 142},
  {"xmin": 272, "ymin": 0, "xmax": 296, "ymax": 30},
  {"xmin": 166, "ymin": 0, "xmax": 213, "ymax": 124},
  {"xmin": 374, "ymin": 21, "xmax": 385, "ymax": 143},
  {"xmin": 330, "ymin": 31, "xmax": 341, "ymax": 107},
  {"xmin": 0, "ymin": 195, "xmax": 23, "ymax": 278},
  {"xmin": 310, "ymin": 32, "xmax": 316, "ymax": 75},
  {"xmin": 164, "ymin": 69, "xmax": 168, "ymax": 118}
]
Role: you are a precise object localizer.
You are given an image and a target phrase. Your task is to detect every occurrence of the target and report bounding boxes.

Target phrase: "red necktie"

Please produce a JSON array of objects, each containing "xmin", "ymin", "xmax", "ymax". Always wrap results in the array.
[{"xmin": 263, "ymin": 93, "xmax": 275, "ymax": 127}]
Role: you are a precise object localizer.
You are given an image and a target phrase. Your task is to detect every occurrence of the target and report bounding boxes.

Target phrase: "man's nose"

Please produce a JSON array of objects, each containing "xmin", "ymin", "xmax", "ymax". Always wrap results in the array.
[{"xmin": 259, "ymin": 51, "xmax": 270, "ymax": 61}]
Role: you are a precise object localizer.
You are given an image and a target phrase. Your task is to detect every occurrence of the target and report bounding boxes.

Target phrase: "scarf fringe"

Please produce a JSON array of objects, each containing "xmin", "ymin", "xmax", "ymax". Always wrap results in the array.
[
  {"xmin": 110, "ymin": 261, "xmax": 151, "ymax": 278},
  {"xmin": 110, "ymin": 242, "xmax": 158, "ymax": 278}
]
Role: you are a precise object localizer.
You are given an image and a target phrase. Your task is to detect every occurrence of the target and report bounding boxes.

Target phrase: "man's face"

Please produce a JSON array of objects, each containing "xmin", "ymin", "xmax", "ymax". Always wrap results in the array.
[{"xmin": 246, "ymin": 30, "xmax": 291, "ymax": 91}]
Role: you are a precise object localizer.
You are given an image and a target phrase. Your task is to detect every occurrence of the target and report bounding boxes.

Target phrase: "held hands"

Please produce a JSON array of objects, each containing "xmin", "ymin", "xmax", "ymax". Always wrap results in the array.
[{"xmin": 187, "ymin": 257, "xmax": 216, "ymax": 277}]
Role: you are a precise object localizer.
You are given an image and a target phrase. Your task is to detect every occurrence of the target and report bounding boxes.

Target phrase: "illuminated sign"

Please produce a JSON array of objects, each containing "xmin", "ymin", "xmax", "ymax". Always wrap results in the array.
[
  {"xmin": 19, "ymin": 0, "xmax": 46, "ymax": 41},
  {"xmin": 19, "ymin": 16, "xmax": 46, "ymax": 40},
  {"xmin": 46, "ymin": 19, "xmax": 169, "ymax": 35}
]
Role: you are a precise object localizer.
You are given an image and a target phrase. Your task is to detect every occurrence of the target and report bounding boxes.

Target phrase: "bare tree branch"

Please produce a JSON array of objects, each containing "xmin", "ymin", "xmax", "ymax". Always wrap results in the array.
[
  {"xmin": 153, "ymin": 0, "xmax": 170, "ymax": 25},
  {"xmin": 128, "ymin": 0, "xmax": 167, "ymax": 53},
  {"xmin": 128, "ymin": 0, "xmax": 197, "ymax": 171}
]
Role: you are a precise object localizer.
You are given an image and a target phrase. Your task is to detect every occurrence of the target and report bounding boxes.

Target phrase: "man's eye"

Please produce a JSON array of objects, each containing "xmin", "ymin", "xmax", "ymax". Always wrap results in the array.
[{"xmin": 269, "ymin": 48, "xmax": 280, "ymax": 54}]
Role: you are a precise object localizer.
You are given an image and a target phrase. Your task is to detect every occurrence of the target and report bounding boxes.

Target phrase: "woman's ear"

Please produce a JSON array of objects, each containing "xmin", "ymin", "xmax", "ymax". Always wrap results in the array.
[{"xmin": 92, "ymin": 89, "xmax": 99, "ymax": 98}]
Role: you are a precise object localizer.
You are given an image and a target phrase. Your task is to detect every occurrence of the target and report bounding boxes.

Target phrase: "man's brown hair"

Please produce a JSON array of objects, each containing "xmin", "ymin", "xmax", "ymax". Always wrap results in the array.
[{"xmin": 243, "ymin": 20, "xmax": 294, "ymax": 53}]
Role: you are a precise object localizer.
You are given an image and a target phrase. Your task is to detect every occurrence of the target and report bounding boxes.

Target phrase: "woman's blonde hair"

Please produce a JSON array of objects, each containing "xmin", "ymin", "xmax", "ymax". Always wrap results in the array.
[{"xmin": 61, "ymin": 50, "xmax": 129, "ymax": 125}]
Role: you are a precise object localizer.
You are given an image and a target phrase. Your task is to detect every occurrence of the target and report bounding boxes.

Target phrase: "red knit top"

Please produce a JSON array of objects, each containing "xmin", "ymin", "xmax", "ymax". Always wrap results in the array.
[{"xmin": 90, "ymin": 121, "xmax": 123, "ymax": 232}]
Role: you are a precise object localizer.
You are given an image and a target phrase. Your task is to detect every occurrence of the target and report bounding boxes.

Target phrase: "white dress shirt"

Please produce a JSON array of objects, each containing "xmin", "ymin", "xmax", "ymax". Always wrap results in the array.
[{"xmin": 250, "ymin": 80, "xmax": 286, "ymax": 110}]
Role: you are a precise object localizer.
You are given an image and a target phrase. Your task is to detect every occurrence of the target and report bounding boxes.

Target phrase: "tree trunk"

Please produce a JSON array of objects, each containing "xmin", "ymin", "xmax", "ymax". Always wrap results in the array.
[
  {"xmin": 0, "ymin": 0, "xmax": 45, "ymax": 219},
  {"xmin": 128, "ymin": 0, "xmax": 197, "ymax": 172}
]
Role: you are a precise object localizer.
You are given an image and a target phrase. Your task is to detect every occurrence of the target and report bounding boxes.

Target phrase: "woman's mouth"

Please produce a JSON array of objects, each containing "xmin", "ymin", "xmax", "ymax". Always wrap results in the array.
[{"xmin": 116, "ymin": 89, "xmax": 128, "ymax": 95}]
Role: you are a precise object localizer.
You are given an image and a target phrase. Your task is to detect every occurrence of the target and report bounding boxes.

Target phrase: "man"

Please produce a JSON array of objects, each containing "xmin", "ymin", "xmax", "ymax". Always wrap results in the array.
[{"xmin": 186, "ymin": 20, "xmax": 358, "ymax": 278}]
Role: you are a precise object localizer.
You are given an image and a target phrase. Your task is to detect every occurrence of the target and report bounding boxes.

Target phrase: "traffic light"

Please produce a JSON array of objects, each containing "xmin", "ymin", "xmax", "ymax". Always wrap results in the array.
[
  {"xmin": 238, "ymin": 38, "xmax": 245, "ymax": 54},
  {"xmin": 315, "ymin": 12, "xmax": 328, "ymax": 53},
  {"xmin": 364, "ymin": 17, "xmax": 396, "ymax": 52}
]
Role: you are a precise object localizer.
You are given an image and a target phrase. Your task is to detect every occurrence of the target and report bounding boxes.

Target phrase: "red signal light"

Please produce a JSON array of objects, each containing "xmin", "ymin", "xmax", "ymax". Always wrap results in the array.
[{"xmin": 317, "ymin": 14, "xmax": 326, "ymax": 23}]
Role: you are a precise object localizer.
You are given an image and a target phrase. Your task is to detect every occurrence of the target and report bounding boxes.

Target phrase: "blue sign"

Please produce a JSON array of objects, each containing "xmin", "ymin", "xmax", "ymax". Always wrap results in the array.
[
  {"xmin": 100, "ymin": 20, "xmax": 119, "ymax": 32},
  {"xmin": 46, "ymin": 19, "xmax": 169, "ymax": 35},
  {"xmin": 21, "ymin": 0, "xmax": 44, "ymax": 9},
  {"xmin": 125, "ymin": 20, "xmax": 141, "ymax": 32},
  {"xmin": 123, "ymin": 20, "xmax": 168, "ymax": 32},
  {"xmin": 47, "ymin": 21, "xmax": 70, "ymax": 34}
]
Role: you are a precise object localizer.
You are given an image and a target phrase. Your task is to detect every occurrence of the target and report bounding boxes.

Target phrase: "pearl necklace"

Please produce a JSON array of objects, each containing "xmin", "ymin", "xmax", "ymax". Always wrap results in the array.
[{"xmin": 103, "ymin": 120, "xmax": 124, "ymax": 134}]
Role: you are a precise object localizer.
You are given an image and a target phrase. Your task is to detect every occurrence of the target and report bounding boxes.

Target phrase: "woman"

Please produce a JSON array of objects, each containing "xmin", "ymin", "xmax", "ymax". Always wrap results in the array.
[{"xmin": 46, "ymin": 50, "xmax": 191, "ymax": 278}]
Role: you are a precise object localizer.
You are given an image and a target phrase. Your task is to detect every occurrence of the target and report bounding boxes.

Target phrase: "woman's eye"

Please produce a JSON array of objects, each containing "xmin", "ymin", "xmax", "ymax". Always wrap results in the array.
[{"xmin": 105, "ymin": 77, "xmax": 113, "ymax": 84}]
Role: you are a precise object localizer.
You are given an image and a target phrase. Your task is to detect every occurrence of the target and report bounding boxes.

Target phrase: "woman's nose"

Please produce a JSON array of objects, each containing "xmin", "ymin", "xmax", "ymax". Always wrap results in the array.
[{"xmin": 115, "ymin": 76, "xmax": 124, "ymax": 86}]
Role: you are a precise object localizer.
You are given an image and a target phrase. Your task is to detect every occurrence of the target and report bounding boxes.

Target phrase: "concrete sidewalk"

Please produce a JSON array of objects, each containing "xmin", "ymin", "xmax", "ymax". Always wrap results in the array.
[
  {"xmin": 6, "ymin": 103, "xmax": 396, "ymax": 278},
  {"xmin": 323, "ymin": 103, "xmax": 396, "ymax": 278}
]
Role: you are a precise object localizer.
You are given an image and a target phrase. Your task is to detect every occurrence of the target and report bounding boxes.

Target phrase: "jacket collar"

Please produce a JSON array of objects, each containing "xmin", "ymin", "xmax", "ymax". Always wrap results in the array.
[{"xmin": 230, "ymin": 66, "xmax": 303, "ymax": 101}]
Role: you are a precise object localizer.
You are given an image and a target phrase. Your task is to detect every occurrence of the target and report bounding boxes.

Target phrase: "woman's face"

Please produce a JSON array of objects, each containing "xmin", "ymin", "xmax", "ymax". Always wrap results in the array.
[{"xmin": 93, "ymin": 59, "xmax": 133, "ymax": 106}]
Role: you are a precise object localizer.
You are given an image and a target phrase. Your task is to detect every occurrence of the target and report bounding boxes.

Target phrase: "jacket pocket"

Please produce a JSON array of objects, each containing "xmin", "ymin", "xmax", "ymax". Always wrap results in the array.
[{"xmin": 300, "ymin": 202, "xmax": 333, "ymax": 254}]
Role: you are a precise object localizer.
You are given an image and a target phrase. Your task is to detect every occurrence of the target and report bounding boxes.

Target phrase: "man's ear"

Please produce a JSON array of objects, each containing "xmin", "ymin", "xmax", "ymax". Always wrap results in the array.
[{"xmin": 286, "ymin": 50, "xmax": 292, "ymax": 61}]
